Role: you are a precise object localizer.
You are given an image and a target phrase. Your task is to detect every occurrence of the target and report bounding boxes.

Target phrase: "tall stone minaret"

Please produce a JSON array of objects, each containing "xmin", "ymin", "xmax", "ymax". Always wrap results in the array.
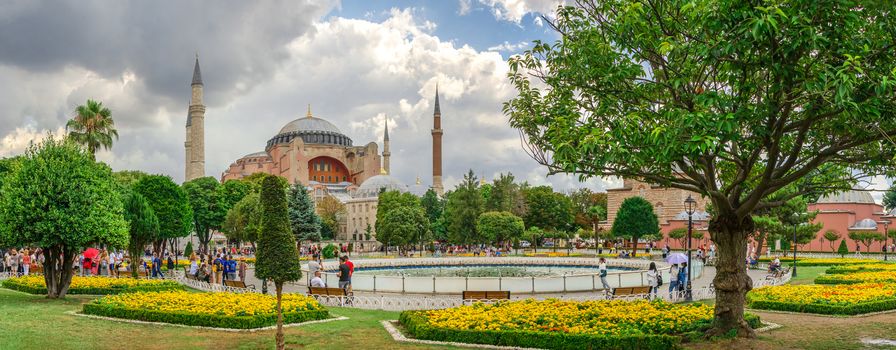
[
  {"xmin": 185, "ymin": 55, "xmax": 206, "ymax": 182},
  {"xmin": 382, "ymin": 118, "xmax": 391, "ymax": 175},
  {"xmin": 431, "ymin": 84, "xmax": 444, "ymax": 195}
]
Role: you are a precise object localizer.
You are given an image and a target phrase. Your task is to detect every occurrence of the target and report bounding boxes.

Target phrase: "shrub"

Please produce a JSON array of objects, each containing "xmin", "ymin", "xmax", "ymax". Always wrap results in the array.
[
  {"xmin": 2, "ymin": 276, "xmax": 182, "ymax": 295},
  {"xmin": 184, "ymin": 241, "xmax": 194, "ymax": 257},
  {"xmin": 837, "ymin": 240, "xmax": 849, "ymax": 257},
  {"xmin": 322, "ymin": 243, "xmax": 339, "ymax": 259},
  {"xmin": 747, "ymin": 283, "xmax": 896, "ymax": 315}
]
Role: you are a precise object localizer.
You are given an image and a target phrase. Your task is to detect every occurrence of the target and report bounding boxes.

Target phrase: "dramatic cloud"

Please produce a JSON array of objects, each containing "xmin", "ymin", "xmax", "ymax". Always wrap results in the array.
[
  {"xmin": 477, "ymin": 0, "xmax": 564, "ymax": 23},
  {"xmin": 0, "ymin": 2, "xmax": 613, "ymax": 194}
]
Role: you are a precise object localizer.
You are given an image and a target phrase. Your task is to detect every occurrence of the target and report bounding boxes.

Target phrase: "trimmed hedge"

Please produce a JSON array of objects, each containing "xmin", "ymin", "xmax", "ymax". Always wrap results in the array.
[
  {"xmin": 747, "ymin": 298, "xmax": 896, "ymax": 315},
  {"xmin": 398, "ymin": 311, "xmax": 763, "ymax": 350},
  {"xmin": 813, "ymin": 276, "xmax": 866, "ymax": 285},
  {"xmin": 1, "ymin": 278, "xmax": 183, "ymax": 295},
  {"xmin": 82, "ymin": 303, "xmax": 329, "ymax": 329}
]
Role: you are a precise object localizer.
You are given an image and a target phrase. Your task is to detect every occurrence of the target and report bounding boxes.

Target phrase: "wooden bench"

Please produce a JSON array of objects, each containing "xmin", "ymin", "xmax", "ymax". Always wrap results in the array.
[
  {"xmin": 462, "ymin": 290, "xmax": 511, "ymax": 301},
  {"xmin": 611, "ymin": 286, "xmax": 652, "ymax": 298},
  {"xmin": 308, "ymin": 287, "xmax": 349, "ymax": 296},
  {"xmin": 224, "ymin": 280, "xmax": 255, "ymax": 290},
  {"xmin": 766, "ymin": 266, "xmax": 790, "ymax": 280}
]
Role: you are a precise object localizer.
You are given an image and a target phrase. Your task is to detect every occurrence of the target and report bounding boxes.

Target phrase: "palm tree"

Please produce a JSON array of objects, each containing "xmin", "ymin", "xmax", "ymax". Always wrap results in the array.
[{"xmin": 66, "ymin": 99, "xmax": 118, "ymax": 157}]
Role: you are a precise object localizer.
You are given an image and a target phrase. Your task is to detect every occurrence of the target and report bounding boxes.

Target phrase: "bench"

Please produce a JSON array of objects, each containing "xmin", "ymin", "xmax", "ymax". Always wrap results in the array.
[
  {"xmin": 308, "ymin": 286, "xmax": 353, "ymax": 306},
  {"xmin": 462, "ymin": 291, "xmax": 511, "ymax": 301},
  {"xmin": 224, "ymin": 280, "xmax": 255, "ymax": 290},
  {"xmin": 766, "ymin": 266, "xmax": 790, "ymax": 280},
  {"xmin": 611, "ymin": 286, "xmax": 652, "ymax": 298}
]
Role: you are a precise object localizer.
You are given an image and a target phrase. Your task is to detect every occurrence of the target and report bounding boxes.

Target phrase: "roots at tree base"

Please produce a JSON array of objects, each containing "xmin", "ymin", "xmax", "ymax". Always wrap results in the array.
[{"xmin": 707, "ymin": 214, "xmax": 756, "ymax": 338}]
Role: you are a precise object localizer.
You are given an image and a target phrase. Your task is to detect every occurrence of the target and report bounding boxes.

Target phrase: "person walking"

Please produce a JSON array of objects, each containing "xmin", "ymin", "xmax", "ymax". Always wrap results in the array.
[
  {"xmin": 9, "ymin": 249, "xmax": 20, "ymax": 277},
  {"xmin": 646, "ymin": 262, "xmax": 660, "ymax": 300},
  {"xmin": 677, "ymin": 262, "xmax": 688, "ymax": 297},
  {"xmin": 213, "ymin": 254, "xmax": 224, "ymax": 284},
  {"xmin": 226, "ymin": 255, "xmax": 237, "ymax": 281},
  {"xmin": 336, "ymin": 256, "xmax": 351, "ymax": 293},
  {"xmin": 166, "ymin": 253, "xmax": 175, "ymax": 273},
  {"xmin": 21, "ymin": 249, "xmax": 31, "ymax": 276},
  {"xmin": 238, "ymin": 258, "xmax": 248, "ymax": 283},
  {"xmin": 668, "ymin": 264, "xmax": 679, "ymax": 299},
  {"xmin": 189, "ymin": 252, "xmax": 199, "ymax": 276},
  {"xmin": 598, "ymin": 257, "xmax": 610, "ymax": 290}
]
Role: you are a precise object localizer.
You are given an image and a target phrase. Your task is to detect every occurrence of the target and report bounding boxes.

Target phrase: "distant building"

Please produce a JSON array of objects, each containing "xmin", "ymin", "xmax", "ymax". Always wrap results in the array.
[{"xmin": 806, "ymin": 190, "xmax": 895, "ymax": 253}]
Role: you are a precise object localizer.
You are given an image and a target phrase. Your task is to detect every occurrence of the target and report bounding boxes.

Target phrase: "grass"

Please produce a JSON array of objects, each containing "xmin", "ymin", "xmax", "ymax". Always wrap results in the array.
[{"xmin": 783, "ymin": 266, "xmax": 830, "ymax": 285}]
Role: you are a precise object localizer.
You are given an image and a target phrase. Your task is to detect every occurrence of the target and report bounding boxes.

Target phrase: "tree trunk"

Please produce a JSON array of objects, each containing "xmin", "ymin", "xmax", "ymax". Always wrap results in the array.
[
  {"xmin": 275, "ymin": 282, "xmax": 285, "ymax": 350},
  {"xmin": 754, "ymin": 231, "xmax": 767, "ymax": 258},
  {"xmin": 44, "ymin": 245, "xmax": 76, "ymax": 299},
  {"xmin": 43, "ymin": 246, "xmax": 60, "ymax": 298},
  {"xmin": 56, "ymin": 247, "xmax": 76, "ymax": 298},
  {"xmin": 708, "ymin": 215, "xmax": 755, "ymax": 338}
]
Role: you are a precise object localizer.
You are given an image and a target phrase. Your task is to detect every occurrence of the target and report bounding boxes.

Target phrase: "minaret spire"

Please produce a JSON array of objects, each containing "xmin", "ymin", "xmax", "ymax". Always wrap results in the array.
[
  {"xmin": 382, "ymin": 117, "xmax": 391, "ymax": 175},
  {"xmin": 186, "ymin": 54, "xmax": 206, "ymax": 182},
  {"xmin": 431, "ymin": 83, "xmax": 444, "ymax": 195},
  {"xmin": 191, "ymin": 54, "xmax": 203, "ymax": 86},
  {"xmin": 306, "ymin": 104, "xmax": 312, "ymax": 118}
]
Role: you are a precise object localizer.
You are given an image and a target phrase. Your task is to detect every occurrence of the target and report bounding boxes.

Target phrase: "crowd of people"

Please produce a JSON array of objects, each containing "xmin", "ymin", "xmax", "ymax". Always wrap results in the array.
[
  {"xmin": 305, "ymin": 253, "xmax": 355, "ymax": 294},
  {"xmin": 2, "ymin": 248, "xmax": 43, "ymax": 276},
  {"xmin": 185, "ymin": 250, "xmax": 250, "ymax": 285}
]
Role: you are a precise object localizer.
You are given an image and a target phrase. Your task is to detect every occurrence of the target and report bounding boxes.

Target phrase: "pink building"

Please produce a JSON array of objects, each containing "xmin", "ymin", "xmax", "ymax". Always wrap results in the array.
[{"xmin": 805, "ymin": 190, "xmax": 895, "ymax": 253}]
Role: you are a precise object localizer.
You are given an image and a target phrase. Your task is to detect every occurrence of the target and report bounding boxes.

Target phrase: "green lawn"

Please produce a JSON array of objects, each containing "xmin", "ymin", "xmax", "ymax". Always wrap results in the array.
[
  {"xmin": 784, "ymin": 266, "xmax": 830, "ymax": 285},
  {"xmin": 0, "ymin": 288, "xmax": 457, "ymax": 350}
]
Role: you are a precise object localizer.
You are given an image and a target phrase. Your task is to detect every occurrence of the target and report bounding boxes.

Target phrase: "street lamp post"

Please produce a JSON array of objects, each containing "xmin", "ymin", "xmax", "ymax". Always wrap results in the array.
[
  {"xmin": 684, "ymin": 195, "xmax": 696, "ymax": 302},
  {"xmin": 883, "ymin": 221, "xmax": 890, "ymax": 262},
  {"xmin": 792, "ymin": 213, "xmax": 799, "ymax": 277}
]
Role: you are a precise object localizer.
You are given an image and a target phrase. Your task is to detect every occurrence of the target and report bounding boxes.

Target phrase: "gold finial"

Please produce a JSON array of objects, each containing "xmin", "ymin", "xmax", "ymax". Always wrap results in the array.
[
  {"xmin": 380, "ymin": 167, "xmax": 387, "ymax": 175},
  {"xmin": 306, "ymin": 104, "xmax": 312, "ymax": 118},
  {"xmin": 416, "ymin": 176, "xmax": 421, "ymax": 185}
]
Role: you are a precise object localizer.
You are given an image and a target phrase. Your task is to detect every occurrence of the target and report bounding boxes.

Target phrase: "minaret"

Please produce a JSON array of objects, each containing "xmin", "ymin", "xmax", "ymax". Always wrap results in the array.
[
  {"xmin": 431, "ymin": 84, "xmax": 444, "ymax": 195},
  {"xmin": 382, "ymin": 118, "xmax": 391, "ymax": 175},
  {"xmin": 185, "ymin": 55, "xmax": 206, "ymax": 181}
]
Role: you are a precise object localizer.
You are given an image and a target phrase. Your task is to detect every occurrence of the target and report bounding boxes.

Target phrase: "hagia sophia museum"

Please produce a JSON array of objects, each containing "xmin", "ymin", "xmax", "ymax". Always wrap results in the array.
[{"xmin": 183, "ymin": 57, "xmax": 444, "ymax": 248}]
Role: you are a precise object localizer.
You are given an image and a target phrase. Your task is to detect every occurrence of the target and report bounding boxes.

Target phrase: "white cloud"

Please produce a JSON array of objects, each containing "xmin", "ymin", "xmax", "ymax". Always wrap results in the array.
[
  {"xmin": 458, "ymin": 0, "xmax": 473, "ymax": 15},
  {"xmin": 487, "ymin": 40, "xmax": 530, "ymax": 52},
  {"xmin": 0, "ymin": 125, "xmax": 66, "ymax": 158},
  {"xmin": 478, "ymin": 0, "xmax": 563, "ymax": 23}
]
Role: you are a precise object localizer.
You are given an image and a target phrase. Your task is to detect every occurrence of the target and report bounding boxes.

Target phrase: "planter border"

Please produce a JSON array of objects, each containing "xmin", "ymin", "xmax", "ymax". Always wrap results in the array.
[
  {"xmin": 68, "ymin": 310, "xmax": 347, "ymax": 332},
  {"xmin": 746, "ymin": 307, "xmax": 896, "ymax": 318}
]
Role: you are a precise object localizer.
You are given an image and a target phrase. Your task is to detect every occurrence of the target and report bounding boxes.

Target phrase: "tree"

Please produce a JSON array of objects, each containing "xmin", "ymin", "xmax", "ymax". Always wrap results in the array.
[
  {"xmin": 569, "ymin": 188, "xmax": 608, "ymax": 230},
  {"xmin": 133, "ymin": 175, "xmax": 193, "ymax": 254},
  {"xmin": 485, "ymin": 173, "xmax": 518, "ymax": 212},
  {"xmin": 611, "ymin": 197, "xmax": 659, "ymax": 256},
  {"xmin": 849, "ymin": 231, "xmax": 885, "ymax": 252},
  {"xmin": 0, "ymin": 137, "xmax": 128, "ymax": 298},
  {"xmin": 477, "ymin": 211, "xmax": 525, "ymax": 246},
  {"xmin": 377, "ymin": 206, "xmax": 430, "ymax": 253},
  {"xmin": 504, "ymin": 1, "xmax": 896, "ymax": 335},
  {"xmin": 668, "ymin": 228, "xmax": 688, "ymax": 248},
  {"xmin": 113, "ymin": 170, "xmax": 148, "ymax": 189},
  {"xmin": 219, "ymin": 179, "xmax": 251, "ymax": 212},
  {"xmin": 444, "ymin": 170, "xmax": 484, "ymax": 244},
  {"xmin": 421, "ymin": 189, "xmax": 446, "ymax": 240},
  {"xmin": 524, "ymin": 226, "xmax": 546, "ymax": 253},
  {"xmin": 885, "ymin": 185, "xmax": 896, "ymax": 211},
  {"xmin": 823, "ymin": 230, "xmax": 841, "ymax": 253},
  {"xmin": 316, "ymin": 195, "xmax": 345, "ymax": 241},
  {"xmin": 66, "ymin": 99, "xmax": 119, "ymax": 157},
  {"xmin": 123, "ymin": 192, "xmax": 160, "ymax": 278},
  {"xmin": 222, "ymin": 192, "xmax": 262, "ymax": 247},
  {"xmin": 183, "ymin": 241, "xmax": 194, "ymax": 258},
  {"xmin": 522, "ymin": 186, "xmax": 574, "ymax": 232},
  {"xmin": 837, "ymin": 240, "xmax": 850, "ymax": 257},
  {"xmin": 255, "ymin": 175, "xmax": 302, "ymax": 350},
  {"xmin": 183, "ymin": 177, "xmax": 224, "ymax": 254},
  {"xmin": 376, "ymin": 190, "xmax": 420, "ymax": 227},
  {"xmin": 287, "ymin": 183, "xmax": 322, "ymax": 242}
]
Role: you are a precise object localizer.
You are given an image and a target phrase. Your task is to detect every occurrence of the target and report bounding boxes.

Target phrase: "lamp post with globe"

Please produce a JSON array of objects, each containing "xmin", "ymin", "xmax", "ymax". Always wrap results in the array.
[{"xmin": 684, "ymin": 195, "xmax": 696, "ymax": 301}]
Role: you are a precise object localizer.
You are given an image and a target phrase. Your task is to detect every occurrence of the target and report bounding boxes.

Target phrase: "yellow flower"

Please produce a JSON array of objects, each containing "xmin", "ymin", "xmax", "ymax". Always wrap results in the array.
[{"xmin": 91, "ymin": 291, "xmax": 322, "ymax": 317}]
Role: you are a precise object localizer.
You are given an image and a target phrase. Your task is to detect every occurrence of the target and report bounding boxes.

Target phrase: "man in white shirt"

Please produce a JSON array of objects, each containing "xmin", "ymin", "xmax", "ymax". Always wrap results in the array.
[
  {"xmin": 307, "ymin": 254, "xmax": 320, "ymax": 284},
  {"xmin": 310, "ymin": 270, "xmax": 326, "ymax": 288}
]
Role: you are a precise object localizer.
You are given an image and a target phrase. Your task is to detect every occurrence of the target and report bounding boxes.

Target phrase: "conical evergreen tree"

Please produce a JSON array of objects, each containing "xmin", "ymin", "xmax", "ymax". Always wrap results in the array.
[
  {"xmin": 288, "ymin": 182, "xmax": 322, "ymax": 242},
  {"xmin": 256, "ymin": 175, "xmax": 302, "ymax": 350}
]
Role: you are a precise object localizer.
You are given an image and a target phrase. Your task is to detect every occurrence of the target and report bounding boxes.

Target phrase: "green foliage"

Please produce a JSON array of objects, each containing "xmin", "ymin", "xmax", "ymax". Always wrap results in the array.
[
  {"xmin": 82, "ymin": 302, "xmax": 328, "ymax": 329},
  {"xmin": 522, "ymin": 186, "xmax": 574, "ymax": 233},
  {"xmin": 747, "ymin": 297, "xmax": 896, "ymax": 316},
  {"xmin": 316, "ymin": 195, "xmax": 345, "ymax": 242},
  {"xmin": 421, "ymin": 188, "xmax": 445, "ymax": 238},
  {"xmin": 182, "ymin": 177, "xmax": 224, "ymax": 253},
  {"xmin": 476, "ymin": 211, "xmax": 525, "ymax": 245},
  {"xmin": 256, "ymin": 175, "xmax": 302, "ymax": 284},
  {"xmin": 668, "ymin": 228, "xmax": 688, "ymax": 247},
  {"xmin": 823, "ymin": 230, "xmax": 841, "ymax": 252},
  {"xmin": 484, "ymin": 173, "xmax": 519, "ymax": 212},
  {"xmin": 445, "ymin": 171, "xmax": 484, "ymax": 244},
  {"xmin": 122, "ymin": 192, "xmax": 159, "ymax": 276},
  {"xmin": 183, "ymin": 241, "xmax": 194, "ymax": 258},
  {"xmin": 837, "ymin": 240, "xmax": 850, "ymax": 257},
  {"xmin": 0, "ymin": 137, "xmax": 128, "ymax": 253},
  {"xmin": 112, "ymin": 170, "xmax": 148, "ymax": 191},
  {"xmin": 377, "ymin": 206, "xmax": 431, "ymax": 249},
  {"xmin": 321, "ymin": 243, "xmax": 338, "ymax": 259},
  {"xmin": 611, "ymin": 197, "xmax": 659, "ymax": 243},
  {"xmin": 222, "ymin": 192, "xmax": 262, "ymax": 244},
  {"xmin": 2, "ymin": 279, "xmax": 182, "ymax": 295},
  {"xmin": 376, "ymin": 190, "xmax": 421, "ymax": 229},
  {"xmin": 884, "ymin": 184, "xmax": 896, "ymax": 211},
  {"xmin": 568, "ymin": 188, "xmax": 608, "ymax": 230},
  {"xmin": 287, "ymin": 182, "xmax": 322, "ymax": 242},
  {"xmin": 848, "ymin": 231, "xmax": 885, "ymax": 251},
  {"xmin": 133, "ymin": 175, "xmax": 193, "ymax": 242},
  {"xmin": 400, "ymin": 311, "xmax": 680, "ymax": 350},
  {"xmin": 66, "ymin": 99, "xmax": 119, "ymax": 156}
]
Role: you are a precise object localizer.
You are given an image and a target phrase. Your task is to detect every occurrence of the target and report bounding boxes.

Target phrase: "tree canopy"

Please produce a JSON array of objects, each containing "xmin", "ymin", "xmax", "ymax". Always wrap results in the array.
[
  {"xmin": 611, "ymin": 197, "xmax": 659, "ymax": 243},
  {"xmin": 66, "ymin": 99, "xmax": 119, "ymax": 157},
  {"xmin": 287, "ymin": 182, "xmax": 322, "ymax": 242},
  {"xmin": 133, "ymin": 174, "xmax": 193, "ymax": 252},
  {"xmin": 504, "ymin": 1, "xmax": 896, "ymax": 336},
  {"xmin": 377, "ymin": 206, "xmax": 430, "ymax": 250},
  {"xmin": 444, "ymin": 170, "xmax": 484, "ymax": 244},
  {"xmin": 123, "ymin": 192, "xmax": 160, "ymax": 277},
  {"xmin": 476, "ymin": 211, "xmax": 525, "ymax": 245},
  {"xmin": 0, "ymin": 137, "xmax": 128, "ymax": 298},
  {"xmin": 522, "ymin": 186, "xmax": 574, "ymax": 232},
  {"xmin": 182, "ymin": 176, "xmax": 224, "ymax": 254},
  {"xmin": 222, "ymin": 192, "xmax": 262, "ymax": 245}
]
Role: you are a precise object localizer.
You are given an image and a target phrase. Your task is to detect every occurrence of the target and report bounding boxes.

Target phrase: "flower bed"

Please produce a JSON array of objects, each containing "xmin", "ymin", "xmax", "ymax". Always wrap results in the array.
[
  {"xmin": 825, "ymin": 263, "xmax": 896, "ymax": 274},
  {"xmin": 814, "ymin": 271, "xmax": 896, "ymax": 285},
  {"xmin": 756, "ymin": 257, "xmax": 881, "ymax": 266},
  {"xmin": 82, "ymin": 290, "xmax": 329, "ymax": 329},
  {"xmin": 747, "ymin": 283, "xmax": 896, "ymax": 315},
  {"xmin": 2, "ymin": 276, "xmax": 182, "ymax": 295},
  {"xmin": 399, "ymin": 299, "xmax": 760, "ymax": 350}
]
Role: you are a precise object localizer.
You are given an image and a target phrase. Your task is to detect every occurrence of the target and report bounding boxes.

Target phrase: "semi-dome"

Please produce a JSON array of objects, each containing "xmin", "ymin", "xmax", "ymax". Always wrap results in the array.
[
  {"xmin": 355, "ymin": 174, "xmax": 408, "ymax": 198},
  {"xmin": 816, "ymin": 190, "xmax": 875, "ymax": 204},
  {"xmin": 850, "ymin": 218, "xmax": 878, "ymax": 230},
  {"xmin": 242, "ymin": 151, "xmax": 269, "ymax": 158},
  {"xmin": 266, "ymin": 109, "xmax": 353, "ymax": 150}
]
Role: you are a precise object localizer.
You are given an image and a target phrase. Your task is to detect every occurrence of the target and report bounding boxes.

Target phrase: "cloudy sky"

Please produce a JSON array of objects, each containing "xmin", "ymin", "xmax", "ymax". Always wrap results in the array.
[
  {"xmin": 0, "ymin": 0, "xmax": 621, "ymax": 193},
  {"xmin": 1, "ymin": 0, "xmax": 890, "ymax": 199}
]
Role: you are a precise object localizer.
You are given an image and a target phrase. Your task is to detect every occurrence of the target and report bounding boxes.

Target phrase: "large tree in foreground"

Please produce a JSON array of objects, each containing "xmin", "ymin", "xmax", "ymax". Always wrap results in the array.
[
  {"xmin": 505, "ymin": 1, "xmax": 896, "ymax": 337},
  {"xmin": 256, "ymin": 175, "xmax": 302, "ymax": 350},
  {"xmin": 0, "ymin": 137, "xmax": 128, "ymax": 298}
]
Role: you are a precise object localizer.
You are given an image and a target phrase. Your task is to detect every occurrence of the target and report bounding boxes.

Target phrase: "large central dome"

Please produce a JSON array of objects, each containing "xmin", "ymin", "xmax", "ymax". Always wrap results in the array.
[
  {"xmin": 279, "ymin": 116, "xmax": 343, "ymax": 134},
  {"xmin": 266, "ymin": 107, "xmax": 353, "ymax": 149}
]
